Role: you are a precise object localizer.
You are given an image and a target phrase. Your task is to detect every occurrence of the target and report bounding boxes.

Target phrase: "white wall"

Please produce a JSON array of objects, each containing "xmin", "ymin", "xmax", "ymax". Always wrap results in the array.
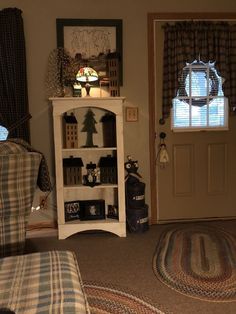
[{"xmin": 1, "ymin": 0, "xmax": 235, "ymax": 224}]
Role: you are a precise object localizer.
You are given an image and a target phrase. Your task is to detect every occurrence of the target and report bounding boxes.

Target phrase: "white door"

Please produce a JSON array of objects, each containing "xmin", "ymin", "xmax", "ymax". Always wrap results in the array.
[{"xmin": 154, "ymin": 21, "xmax": 236, "ymax": 222}]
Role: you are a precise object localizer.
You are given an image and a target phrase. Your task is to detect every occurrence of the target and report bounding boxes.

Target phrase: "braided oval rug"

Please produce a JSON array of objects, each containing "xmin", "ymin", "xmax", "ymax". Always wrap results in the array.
[
  {"xmin": 153, "ymin": 224, "xmax": 236, "ymax": 302},
  {"xmin": 83, "ymin": 281, "xmax": 167, "ymax": 313}
]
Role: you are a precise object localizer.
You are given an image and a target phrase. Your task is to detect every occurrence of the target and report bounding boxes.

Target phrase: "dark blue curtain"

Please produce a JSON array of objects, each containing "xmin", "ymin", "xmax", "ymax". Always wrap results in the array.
[{"xmin": 0, "ymin": 8, "xmax": 31, "ymax": 141}]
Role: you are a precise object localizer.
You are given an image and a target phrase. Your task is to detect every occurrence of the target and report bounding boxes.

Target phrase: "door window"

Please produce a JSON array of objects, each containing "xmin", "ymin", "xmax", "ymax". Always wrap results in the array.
[{"xmin": 172, "ymin": 60, "xmax": 228, "ymax": 131}]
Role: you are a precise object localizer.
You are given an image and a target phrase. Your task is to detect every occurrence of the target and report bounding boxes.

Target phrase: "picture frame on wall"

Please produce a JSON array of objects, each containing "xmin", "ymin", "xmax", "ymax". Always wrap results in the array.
[
  {"xmin": 79, "ymin": 199, "xmax": 105, "ymax": 220},
  {"xmin": 56, "ymin": 18, "xmax": 123, "ymax": 85}
]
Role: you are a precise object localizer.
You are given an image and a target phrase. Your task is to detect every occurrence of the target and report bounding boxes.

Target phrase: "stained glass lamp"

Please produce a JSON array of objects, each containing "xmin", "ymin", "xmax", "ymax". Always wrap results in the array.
[{"xmin": 76, "ymin": 67, "xmax": 99, "ymax": 96}]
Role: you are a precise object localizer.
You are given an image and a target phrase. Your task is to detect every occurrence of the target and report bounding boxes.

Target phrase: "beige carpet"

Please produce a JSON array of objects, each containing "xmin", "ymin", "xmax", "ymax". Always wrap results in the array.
[{"xmin": 25, "ymin": 220, "xmax": 236, "ymax": 314}]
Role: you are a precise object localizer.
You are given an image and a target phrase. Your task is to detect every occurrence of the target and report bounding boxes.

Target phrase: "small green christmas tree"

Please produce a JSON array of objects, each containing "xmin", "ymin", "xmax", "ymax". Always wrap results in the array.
[{"xmin": 81, "ymin": 109, "xmax": 98, "ymax": 147}]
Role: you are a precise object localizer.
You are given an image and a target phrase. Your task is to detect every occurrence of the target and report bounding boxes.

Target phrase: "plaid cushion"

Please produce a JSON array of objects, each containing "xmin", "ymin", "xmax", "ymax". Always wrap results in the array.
[
  {"xmin": 0, "ymin": 217, "xmax": 26, "ymax": 257},
  {"xmin": 0, "ymin": 139, "xmax": 52, "ymax": 192},
  {"xmin": 0, "ymin": 250, "xmax": 90, "ymax": 314},
  {"xmin": 0, "ymin": 152, "xmax": 41, "ymax": 257},
  {"xmin": 0, "ymin": 141, "xmax": 27, "ymax": 154}
]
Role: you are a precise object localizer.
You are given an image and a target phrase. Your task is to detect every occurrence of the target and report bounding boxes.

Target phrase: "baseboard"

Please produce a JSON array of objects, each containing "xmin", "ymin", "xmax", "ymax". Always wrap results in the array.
[
  {"xmin": 26, "ymin": 222, "xmax": 58, "ymax": 238},
  {"xmin": 156, "ymin": 216, "xmax": 236, "ymax": 224}
]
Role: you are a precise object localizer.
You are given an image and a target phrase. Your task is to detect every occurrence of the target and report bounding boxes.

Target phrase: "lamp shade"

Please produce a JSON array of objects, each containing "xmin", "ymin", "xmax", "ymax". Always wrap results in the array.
[{"xmin": 76, "ymin": 67, "xmax": 98, "ymax": 83}]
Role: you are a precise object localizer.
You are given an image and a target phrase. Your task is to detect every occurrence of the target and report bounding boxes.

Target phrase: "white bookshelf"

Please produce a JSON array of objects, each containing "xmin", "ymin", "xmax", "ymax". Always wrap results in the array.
[{"xmin": 50, "ymin": 97, "xmax": 126, "ymax": 239}]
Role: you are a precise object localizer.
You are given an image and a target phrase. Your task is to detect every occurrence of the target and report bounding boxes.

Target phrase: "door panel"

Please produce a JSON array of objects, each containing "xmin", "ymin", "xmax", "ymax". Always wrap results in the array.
[
  {"xmin": 157, "ymin": 123, "xmax": 236, "ymax": 221},
  {"xmin": 173, "ymin": 144, "xmax": 194, "ymax": 196},
  {"xmin": 207, "ymin": 143, "xmax": 227, "ymax": 194}
]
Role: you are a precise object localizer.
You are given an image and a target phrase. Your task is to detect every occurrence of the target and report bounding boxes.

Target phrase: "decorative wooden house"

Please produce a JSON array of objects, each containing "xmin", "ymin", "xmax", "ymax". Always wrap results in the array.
[
  {"xmin": 107, "ymin": 52, "xmax": 120, "ymax": 97},
  {"xmin": 99, "ymin": 155, "xmax": 117, "ymax": 184},
  {"xmin": 63, "ymin": 156, "xmax": 83, "ymax": 185},
  {"xmin": 100, "ymin": 112, "xmax": 116, "ymax": 147},
  {"xmin": 84, "ymin": 161, "xmax": 97, "ymax": 186},
  {"xmin": 63, "ymin": 112, "xmax": 78, "ymax": 148}
]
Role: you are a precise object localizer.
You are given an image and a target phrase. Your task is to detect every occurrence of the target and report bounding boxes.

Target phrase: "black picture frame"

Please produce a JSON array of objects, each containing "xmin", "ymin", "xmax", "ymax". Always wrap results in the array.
[
  {"xmin": 64, "ymin": 200, "xmax": 80, "ymax": 222},
  {"xmin": 107, "ymin": 204, "xmax": 119, "ymax": 220},
  {"xmin": 79, "ymin": 199, "xmax": 105, "ymax": 220},
  {"xmin": 56, "ymin": 18, "xmax": 123, "ymax": 85}
]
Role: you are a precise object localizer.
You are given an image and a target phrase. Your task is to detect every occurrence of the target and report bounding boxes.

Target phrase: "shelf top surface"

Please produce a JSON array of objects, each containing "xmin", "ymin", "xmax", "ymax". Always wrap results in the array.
[
  {"xmin": 65, "ymin": 219, "xmax": 120, "ymax": 224},
  {"xmin": 49, "ymin": 96, "xmax": 125, "ymax": 101},
  {"xmin": 64, "ymin": 183, "xmax": 118, "ymax": 189},
  {"xmin": 50, "ymin": 96, "xmax": 125, "ymax": 114},
  {"xmin": 62, "ymin": 147, "xmax": 117, "ymax": 151}
]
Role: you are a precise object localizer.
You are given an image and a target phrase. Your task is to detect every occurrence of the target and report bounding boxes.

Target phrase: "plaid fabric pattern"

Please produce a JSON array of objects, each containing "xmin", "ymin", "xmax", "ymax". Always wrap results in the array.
[
  {"xmin": 0, "ymin": 140, "xmax": 27, "ymax": 154},
  {"xmin": 0, "ymin": 151, "xmax": 41, "ymax": 257},
  {"xmin": 0, "ymin": 250, "xmax": 90, "ymax": 314},
  {"xmin": 7, "ymin": 139, "xmax": 52, "ymax": 192}
]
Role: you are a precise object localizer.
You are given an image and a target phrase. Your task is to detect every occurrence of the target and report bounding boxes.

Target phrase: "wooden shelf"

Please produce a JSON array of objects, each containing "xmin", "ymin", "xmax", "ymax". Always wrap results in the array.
[
  {"xmin": 50, "ymin": 97, "xmax": 126, "ymax": 239},
  {"xmin": 62, "ymin": 147, "xmax": 117, "ymax": 151},
  {"xmin": 64, "ymin": 184, "xmax": 118, "ymax": 190}
]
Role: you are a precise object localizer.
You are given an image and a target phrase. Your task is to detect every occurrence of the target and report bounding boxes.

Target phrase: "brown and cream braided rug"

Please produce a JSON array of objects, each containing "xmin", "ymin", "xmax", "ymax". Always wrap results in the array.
[
  {"xmin": 153, "ymin": 224, "xmax": 236, "ymax": 302},
  {"xmin": 84, "ymin": 281, "xmax": 166, "ymax": 313}
]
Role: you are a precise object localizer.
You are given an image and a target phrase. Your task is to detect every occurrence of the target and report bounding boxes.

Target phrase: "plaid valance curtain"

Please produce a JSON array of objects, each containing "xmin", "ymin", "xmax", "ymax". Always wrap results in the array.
[
  {"xmin": 0, "ymin": 8, "xmax": 31, "ymax": 141},
  {"xmin": 162, "ymin": 21, "xmax": 236, "ymax": 119}
]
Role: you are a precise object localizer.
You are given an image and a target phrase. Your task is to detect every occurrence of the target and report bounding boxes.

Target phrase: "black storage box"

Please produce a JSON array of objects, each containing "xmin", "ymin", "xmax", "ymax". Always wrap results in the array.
[
  {"xmin": 125, "ymin": 176, "xmax": 145, "ymax": 209},
  {"xmin": 126, "ymin": 204, "xmax": 149, "ymax": 233}
]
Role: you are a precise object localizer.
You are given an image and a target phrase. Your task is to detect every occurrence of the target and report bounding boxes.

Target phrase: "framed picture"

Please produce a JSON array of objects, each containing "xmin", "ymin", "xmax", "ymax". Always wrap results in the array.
[
  {"xmin": 64, "ymin": 200, "xmax": 80, "ymax": 222},
  {"xmin": 107, "ymin": 204, "xmax": 119, "ymax": 220},
  {"xmin": 126, "ymin": 107, "xmax": 139, "ymax": 122},
  {"xmin": 79, "ymin": 199, "xmax": 105, "ymax": 220},
  {"xmin": 56, "ymin": 18, "xmax": 123, "ymax": 85}
]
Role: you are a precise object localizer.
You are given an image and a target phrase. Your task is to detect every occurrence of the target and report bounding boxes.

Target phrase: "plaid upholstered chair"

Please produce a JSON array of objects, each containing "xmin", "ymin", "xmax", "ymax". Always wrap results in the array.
[
  {"xmin": 0, "ymin": 140, "xmax": 42, "ymax": 257},
  {"xmin": 0, "ymin": 141, "xmax": 90, "ymax": 313}
]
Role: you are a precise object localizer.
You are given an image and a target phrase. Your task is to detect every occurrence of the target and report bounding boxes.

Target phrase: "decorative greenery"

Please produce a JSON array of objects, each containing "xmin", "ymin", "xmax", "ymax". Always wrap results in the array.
[{"xmin": 45, "ymin": 47, "xmax": 81, "ymax": 98}]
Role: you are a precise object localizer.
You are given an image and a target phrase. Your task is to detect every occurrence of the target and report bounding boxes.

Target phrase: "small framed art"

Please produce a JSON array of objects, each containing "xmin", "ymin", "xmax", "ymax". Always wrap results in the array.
[
  {"xmin": 64, "ymin": 200, "xmax": 80, "ymax": 222},
  {"xmin": 126, "ymin": 107, "xmax": 139, "ymax": 122},
  {"xmin": 107, "ymin": 205, "xmax": 119, "ymax": 220},
  {"xmin": 79, "ymin": 199, "xmax": 105, "ymax": 220}
]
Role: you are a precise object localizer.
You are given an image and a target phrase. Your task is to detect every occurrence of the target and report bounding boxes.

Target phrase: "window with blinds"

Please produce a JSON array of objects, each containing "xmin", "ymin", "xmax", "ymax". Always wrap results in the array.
[{"xmin": 171, "ymin": 60, "xmax": 228, "ymax": 131}]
